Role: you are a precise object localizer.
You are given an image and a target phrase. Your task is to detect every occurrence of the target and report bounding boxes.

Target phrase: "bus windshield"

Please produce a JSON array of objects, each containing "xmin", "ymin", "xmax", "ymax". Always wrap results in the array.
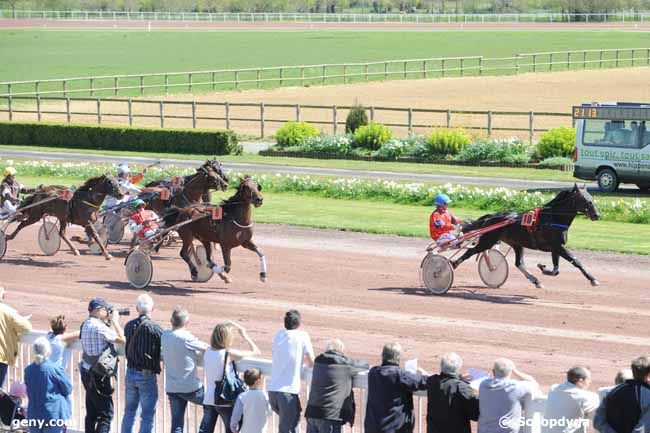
[{"xmin": 582, "ymin": 119, "xmax": 647, "ymax": 149}]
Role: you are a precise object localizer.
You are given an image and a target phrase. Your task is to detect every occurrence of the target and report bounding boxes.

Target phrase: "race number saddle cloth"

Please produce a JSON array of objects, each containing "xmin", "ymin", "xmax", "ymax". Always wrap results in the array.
[
  {"xmin": 186, "ymin": 205, "xmax": 223, "ymax": 223},
  {"xmin": 520, "ymin": 208, "xmax": 541, "ymax": 233}
]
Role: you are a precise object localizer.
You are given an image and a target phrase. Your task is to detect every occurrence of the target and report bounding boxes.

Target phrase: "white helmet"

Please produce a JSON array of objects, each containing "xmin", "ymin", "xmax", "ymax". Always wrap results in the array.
[{"xmin": 117, "ymin": 164, "xmax": 131, "ymax": 176}]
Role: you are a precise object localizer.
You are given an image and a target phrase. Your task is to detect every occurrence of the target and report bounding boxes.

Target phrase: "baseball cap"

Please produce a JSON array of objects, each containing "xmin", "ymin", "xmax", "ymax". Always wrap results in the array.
[{"xmin": 88, "ymin": 298, "xmax": 112, "ymax": 312}]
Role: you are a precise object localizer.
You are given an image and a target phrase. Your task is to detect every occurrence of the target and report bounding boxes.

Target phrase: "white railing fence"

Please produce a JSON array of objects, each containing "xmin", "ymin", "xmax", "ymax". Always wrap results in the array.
[
  {"xmin": 0, "ymin": 48, "xmax": 648, "ymax": 100},
  {"xmin": 3, "ymin": 10, "xmax": 650, "ymax": 23},
  {"xmin": 0, "ymin": 97, "xmax": 574, "ymax": 142},
  {"xmin": 6, "ymin": 330, "xmax": 552, "ymax": 433}
]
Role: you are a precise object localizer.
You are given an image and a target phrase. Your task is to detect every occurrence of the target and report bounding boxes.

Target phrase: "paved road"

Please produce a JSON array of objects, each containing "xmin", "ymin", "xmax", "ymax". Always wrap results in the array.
[{"xmin": 1, "ymin": 148, "xmax": 578, "ymax": 189}]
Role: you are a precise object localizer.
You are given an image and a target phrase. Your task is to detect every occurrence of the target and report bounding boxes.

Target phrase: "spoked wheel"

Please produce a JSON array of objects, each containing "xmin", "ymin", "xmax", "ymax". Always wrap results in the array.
[
  {"xmin": 478, "ymin": 248, "xmax": 509, "ymax": 289},
  {"xmin": 104, "ymin": 213, "xmax": 125, "ymax": 244},
  {"xmin": 0, "ymin": 229, "xmax": 7, "ymax": 260},
  {"xmin": 189, "ymin": 244, "xmax": 214, "ymax": 282},
  {"xmin": 420, "ymin": 253, "xmax": 454, "ymax": 295},
  {"xmin": 88, "ymin": 222, "xmax": 109, "ymax": 255},
  {"xmin": 38, "ymin": 220, "xmax": 61, "ymax": 256},
  {"xmin": 125, "ymin": 250, "xmax": 153, "ymax": 289}
]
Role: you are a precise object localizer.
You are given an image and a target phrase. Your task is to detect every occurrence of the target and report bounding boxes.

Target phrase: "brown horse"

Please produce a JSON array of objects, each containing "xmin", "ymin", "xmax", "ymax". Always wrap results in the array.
[
  {"xmin": 176, "ymin": 176, "xmax": 265, "ymax": 283},
  {"xmin": 6, "ymin": 175, "xmax": 123, "ymax": 259}
]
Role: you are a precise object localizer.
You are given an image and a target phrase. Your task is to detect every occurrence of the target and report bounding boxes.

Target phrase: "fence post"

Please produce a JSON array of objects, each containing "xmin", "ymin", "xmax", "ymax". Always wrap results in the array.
[
  {"xmin": 343, "ymin": 65, "xmax": 347, "ymax": 84},
  {"xmin": 301, "ymin": 67, "xmax": 305, "ymax": 86},
  {"xmin": 599, "ymin": 50, "xmax": 604, "ymax": 68},
  {"xmin": 192, "ymin": 101, "xmax": 197, "ymax": 128},
  {"xmin": 225, "ymin": 102, "xmax": 231, "ymax": 130},
  {"xmin": 89, "ymin": 78, "xmax": 94, "ymax": 97},
  {"xmin": 423, "ymin": 60, "xmax": 427, "ymax": 78},
  {"xmin": 647, "ymin": 48, "xmax": 650, "ymax": 65},
  {"xmin": 128, "ymin": 98, "xmax": 133, "ymax": 126},
  {"xmin": 257, "ymin": 69, "xmax": 261, "ymax": 89},
  {"xmin": 8, "ymin": 96, "xmax": 12, "ymax": 121},
  {"xmin": 407, "ymin": 108, "xmax": 413, "ymax": 134},
  {"xmin": 631, "ymin": 49, "xmax": 635, "ymax": 66},
  {"xmin": 260, "ymin": 102, "xmax": 265, "ymax": 138},
  {"xmin": 97, "ymin": 98, "xmax": 101, "ymax": 124},
  {"xmin": 616, "ymin": 50, "xmax": 619, "ymax": 67},
  {"xmin": 384, "ymin": 62, "xmax": 388, "ymax": 80},
  {"xmin": 403, "ymin": 61, "xmax": 407, "ymax": 79},
  {"xmin": 365, "ymin": 64, "xmax": 369, "ymax": 81},
  {"xmin": 296, "ymin": 104, "xmax": 301, "ymax": 121},
  {"xmin": 529, "ymin": 111, "xmax": 535, "ymax": 145},
  {"xmin": 446, "ymin": 109, "xmax": 451, "ymax": 128},
  {"xmin": 140, "ymin": 76, "xmax": 144, "ymax": 95},
  {"xmin": 583, "ymin": 50, "xmax": 587, "ymax": 68},
  {"xmin": 279, "ymin": 69, "xmax": 283, "ymax": 86},
  {"xmin": 488, "ymin": 111, "xmax": 492, "ymax": 137},
  {"xmin": 533, "ymin": 54, "xmax": 537, "ymax": 72},
  {"xmin": 115, "ymin": 77, "xmax": 119, "ymax": 96},
  {"xmin": 188, "ymin": 73, "xmax": 192, "ymax": 92},
  {"xmin": 442, "ymin": 59, "xmax": 446, "ymax": 77},
  {"xmin": 63, "ymin": 80, "xmax": 67, "ymax": 97},
  {"xmin": 479, "ymin": 57, "xmax": 483, "ymax": 76},
  {"xmin": 460, "ymin": 58, "xmax": 464, "ymax": 76},
  {"xmin": 36, "ymin": 96, "xmax": 41, "ymax": 121},
  {"xmin": 165, "ymin": 75, "xmax": 169, "ymax": 94},
  {"xmin": 159, "ymin": 101, "xmax": 164, "ymax": 128},
  {"xmin": 567, "ymin": 52, "xmax": 570, "ymax": 70},
  {"xmin": 7, "ymin": 83, "xmax": 11, "ymax": 99},
  {"xmin": 66, "ymin": 97, "xmax": 71, "ymax": 123},
  {"xmin": 34, "ymin": 81, "xmax": 40, "ymax": 98},
  {"xmin": 322, "ymin": 66, "xmax": 326, "ymax": 84},
  {"xmin": 550, "ymin": 53, "xmax": 553, "ymax": 71},
  {"xmin": 332, "ymin": 105, "xmax": 337, "ymax": 134},
  {"xmin": 235, "ymin": 71, "xmax": 239, "ymax": 90},
  {"xmin": 370, "ymin": 106, "xmax": 375, "ymax": 122}
]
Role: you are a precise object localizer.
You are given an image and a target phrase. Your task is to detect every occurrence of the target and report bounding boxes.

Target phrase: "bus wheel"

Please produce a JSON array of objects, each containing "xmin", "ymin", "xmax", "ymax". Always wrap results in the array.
[{"xmin": 597, "ymin": 168, "xmax": 619, "ymax": 193}]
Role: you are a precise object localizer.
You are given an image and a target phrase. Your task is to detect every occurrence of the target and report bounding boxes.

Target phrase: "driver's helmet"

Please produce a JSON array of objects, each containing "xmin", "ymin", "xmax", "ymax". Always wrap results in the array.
[
  {"xmin": 131, "ymin": 199, "xmax": 146, "ymax": 209},
  {"xmin": 434, "ymin": 193, "xmax": 452, "ymax": 207},
  {"xmin": 117, "ymin": 163, "xmax": 131, "ymax": 178},
  {"xmin": 3, "ymin": 167, "xmax": 17, "ymax": 178}
]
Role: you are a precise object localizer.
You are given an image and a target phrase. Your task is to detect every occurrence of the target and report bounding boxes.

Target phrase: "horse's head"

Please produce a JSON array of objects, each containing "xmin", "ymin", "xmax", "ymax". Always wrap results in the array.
[
  {"xmin": 572, "ymin": 183, "xmax": 600, "ymax": 221},
  {"xmin": 238, "ymin": 176, "xmax": 263, "ymax": 208},
  {"xmin": 206, "ymin": 159, "xmax": 229, "ymax": 186},
  {"xmin": 196, "ymin": 164, "xmax": 228, "ymax": 192},
  {"xmin": 103, "ymin": 175, "xmax": 124, "ymax": 199}
]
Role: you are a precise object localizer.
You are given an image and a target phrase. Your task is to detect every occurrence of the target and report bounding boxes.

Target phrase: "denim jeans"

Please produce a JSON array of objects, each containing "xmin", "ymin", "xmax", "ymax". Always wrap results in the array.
[
  {"xmin": 268, "ymin": 392, "xmax": 301, "ymax": 433},
  {"xmin": 80, "ymin": 367, "xmax": 114, "ymax": 433},
  {"xmin": 199, "ymin": 405, "xmax": 233, "ymax": 433},
  {"xmin": 167, "ymin": 387, "xmax": 204, "ymax": 433},
  {"xmin": 306, "ymin": 419, "xmax": 342, "ymax": 433},
  {"xmin": 29, "ymin": 426, "xmax": 66, "ymax": 433},
  {"xmin": 121, "ymin": 369, "xmax": 159, "ymax": 433},
  {"xmin": 0, "ymin": 362, "xmax": 7, "ymax": 389}
]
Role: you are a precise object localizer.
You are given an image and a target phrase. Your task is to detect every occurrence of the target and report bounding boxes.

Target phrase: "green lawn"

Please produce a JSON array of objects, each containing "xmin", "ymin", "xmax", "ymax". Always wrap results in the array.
[
  {"xmin": 16, "ymin": 176, "xmax": 650, "ymax": 255},
  {"xmin": 1, "ymin": 30, "xmax": 650, "ymax": 96},
  {"xmin": 0, "ymin": 144, "xmax": 576, "ymax": 182}
]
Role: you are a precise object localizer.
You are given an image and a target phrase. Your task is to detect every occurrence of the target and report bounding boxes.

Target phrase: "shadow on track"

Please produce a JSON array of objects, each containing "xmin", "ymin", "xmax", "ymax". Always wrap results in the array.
[
  {"xmin": 369, "ymin": 286, "xmax": 537, "ymax": 305},
  {"xmin": 1, "ymin": 256, "xmax": 75, "ymax": 268}
]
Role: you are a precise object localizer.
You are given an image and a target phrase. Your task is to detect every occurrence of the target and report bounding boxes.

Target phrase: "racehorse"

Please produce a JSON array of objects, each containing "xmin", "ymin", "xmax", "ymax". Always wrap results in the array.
[
  {"xmin": 175, "ymin": 176, "xmax": 265, "ymax": 284},
  {"xmin": 6, "ymin": 175, "xmax": 123, "ymax": 260},
  {"xmin": 451, "ymin": 184, "xmax": 601, "ymax": 288}
]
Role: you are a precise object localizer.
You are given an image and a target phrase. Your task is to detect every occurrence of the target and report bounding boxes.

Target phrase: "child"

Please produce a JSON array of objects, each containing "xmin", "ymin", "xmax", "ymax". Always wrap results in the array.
[{"xmin": 230, "ymin": 369, "xmax": 272, "ymax": 433}]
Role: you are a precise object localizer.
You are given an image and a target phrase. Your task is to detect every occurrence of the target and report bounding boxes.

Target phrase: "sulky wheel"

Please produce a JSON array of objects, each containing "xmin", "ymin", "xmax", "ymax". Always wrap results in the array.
[
  {"xmin": 478, "ymin": 248, "xmax": 509, "ymax": 289},
  {"xmin": 0, "ymin": 229, "xmax": 6, "ymax": 260},
  {"xmin": 104, "ymin": 213, "xmax": 126, "ymax": 244},
  {"xmin": 420, "ymin": 253, "xmax": 454, "ymax": 295},
  {"xmin": 189, "ymin": 244, "xmax": 214, "ymax": 283},
  {"xmin": 125, "ymin": 250, "xmax": 153, "ymax": 289},
  {"xmin": 88, "ymin": 222, "xmax": 109, "ymax": 255},
  {"xmin": 38, "ymin": 220, "xmax": 61, "ymax": 256}
]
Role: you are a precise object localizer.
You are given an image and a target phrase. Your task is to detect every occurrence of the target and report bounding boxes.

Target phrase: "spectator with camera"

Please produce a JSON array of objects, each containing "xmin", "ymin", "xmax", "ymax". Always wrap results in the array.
[
  {"xmin": 121, "ymin": 295, "xmax": 163, "ymax": 433},
  {"xmin": 79, "ymin": 298, "xmax": 126, "ymax": 433},
  {"xmin": 0, "ymin": 286, "xmax": 32, "ymax": 389}
]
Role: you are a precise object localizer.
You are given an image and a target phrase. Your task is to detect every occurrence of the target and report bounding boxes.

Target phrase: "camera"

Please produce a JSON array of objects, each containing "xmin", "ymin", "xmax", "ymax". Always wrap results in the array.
[{"xmin": 108, "ymin": 307, "xmax": 131, "ymax": 316}]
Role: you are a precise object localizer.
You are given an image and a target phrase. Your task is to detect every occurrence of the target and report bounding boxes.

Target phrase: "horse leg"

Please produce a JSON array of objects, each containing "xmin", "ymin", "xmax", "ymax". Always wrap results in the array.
[
  {"xmin": 513, "ymin": 246, "xmax": 543, "ymax": 288},
  {"xmin": 85, "ymin": 224, "xmax": 112, "ymax": 260},
  {"xmin": 538, "ymin": 252, "xmax": 560, "ymax": 276},
  {"xmin": 58, "ymin": 219, "xmax": 79, "ymax": 256},
  {"xmin": 242, "ymin": 239, "xmax": 267, "ymax": 282},
  {"xmin": 5, "ymin": 219, "xmax": 32, "ymax": 241},
  {"xmin": 179, "ymin": 232, "xmax": 198, "ymax": 280},
  {"xmin": 216, "ymin": 247, "xmax": 232, "ymax": 284},
  {"xmin": 555, "ymin": 246, "xmax": 600, "ymax": 287}
]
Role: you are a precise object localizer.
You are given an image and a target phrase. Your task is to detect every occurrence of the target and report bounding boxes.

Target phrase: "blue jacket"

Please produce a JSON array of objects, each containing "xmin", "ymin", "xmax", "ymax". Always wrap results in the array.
[{"xmin": 24, "ymin": 360, "xmax": 72, "ymax": 422}]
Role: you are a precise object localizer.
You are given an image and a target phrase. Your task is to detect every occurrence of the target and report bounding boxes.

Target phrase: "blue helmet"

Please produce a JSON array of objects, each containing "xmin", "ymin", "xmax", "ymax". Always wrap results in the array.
[{"xmin": 434, "ymin": 193, "xmax": 452, "ymax": 206}]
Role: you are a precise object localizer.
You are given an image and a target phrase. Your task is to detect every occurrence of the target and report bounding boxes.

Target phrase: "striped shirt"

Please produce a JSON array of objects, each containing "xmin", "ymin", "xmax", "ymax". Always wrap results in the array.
[{"xmin": 124, "ymin": 315, "xmax": 163, "ymax": 374}]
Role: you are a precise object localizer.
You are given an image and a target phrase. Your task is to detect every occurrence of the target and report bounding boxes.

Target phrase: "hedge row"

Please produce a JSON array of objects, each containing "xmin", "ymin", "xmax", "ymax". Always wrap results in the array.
[{"xmin": 0, "ymin": 122, "xmax": 242, "ymax": 155}]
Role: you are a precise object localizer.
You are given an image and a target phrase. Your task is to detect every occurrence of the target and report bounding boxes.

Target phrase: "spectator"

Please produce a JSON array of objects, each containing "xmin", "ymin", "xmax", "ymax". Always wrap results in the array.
[
  {"xmin": 160, "ymin": 306, "xmax": 208, "ymax": 433},
  {"xmin": 79, "ymin": 298, "xmax": 126, "ymax": 433},
  {"xmin": 0, "ymin": 286, "xmax": 32, "ymax": 388},
  {"xmin": 201, "ymin": 321, "xmax": 261, "ymax": 433},
  {"xmin": 423, "ymin": 352, "xmax": 479, "ymax": 433},
  {"xmin": 24, "ymin": 337, "xmax": 72, "ymax": 433},
  {"xmin": 305, "ymin": 339, "xmax": 369, "ymax": 433},
  {"xmin": 594, "ymin": 356, "xmax": 650, "ymax": 433},
  {"xmin": 230, "ymin": 368, "xmax": 272, "ymax": 433},
  {"xmin": 47, "ymin": 315, "xmax": 79, "ymax": 373},
  {"xmin": 121, "ymin": 295, "xmax": 163, "ymax": 433},
  {"xmin": 364, "ymin": 342, "xmax": 428, "ymax": 433},
  {"xmin": 268, "ymin": 310, "xmax": 315, "ymax": 433},
  {"xmin": 542, "ymin": 366, "xmax": 599, "ymax": 433},
  {"xmin": 477, "ymin": 358, "xmax": 538, "ymax": 433},
  {"xmin": 614, "ymin": 369, "xmax": 633, "ymax": 386}
]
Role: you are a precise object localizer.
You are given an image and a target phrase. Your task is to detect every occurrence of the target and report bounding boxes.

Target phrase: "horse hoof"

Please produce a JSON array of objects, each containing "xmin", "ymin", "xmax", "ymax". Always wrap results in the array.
[
  {"xmin": 73, "ymin": 250, "xmax": 81, "ymax": 256},
  {"xmin": 534, "ymin": 282, "xmax": 545, "ymax": 289},
  {"xmin": 219, "ymin": 274, "xmax": 232, "ymax": 284},
  {"xmin": 105, "ymin": 255, "xmax": 113, "ymax": 261},
  {"xmin": 260, "ymin": 276, "xmax": 267, "ymax": 283},
  {"xmin": 191, "ymin": 274, "xmax": 198, "ymax": 282},
  {"xmin": 591, "ymin": 279, "xmax": 600, "ymax": 287}
]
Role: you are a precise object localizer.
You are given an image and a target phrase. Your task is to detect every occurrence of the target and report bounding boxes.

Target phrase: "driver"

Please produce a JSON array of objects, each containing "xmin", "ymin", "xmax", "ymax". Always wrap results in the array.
[
  {"xmin": 104, "ymin": 163, "xmax": 147, "ymax": 211},
  {"xmin": 127, "ymin": 199, "xmax": 161, "ymax": 240},
  {"xmin": 1, "ymin": 167, "xmax": 35, "ymax": 217},
  {"xmin": 429, "ymin": 193, "xmax": 459, "ymax": 245}
]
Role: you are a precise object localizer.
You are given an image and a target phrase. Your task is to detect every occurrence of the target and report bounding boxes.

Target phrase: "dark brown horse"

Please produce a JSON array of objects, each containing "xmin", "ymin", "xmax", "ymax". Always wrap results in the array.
[
  {"xmin": 176, "ymin": 176, "xmax": 265, "ymax": 283},
  {"xmin": 452, "ymin": 185, "xmax": 601, "ymax": 288},
  {"xmin": 6, "ymin": 175, "xmax": 123, "ymax": 259}
]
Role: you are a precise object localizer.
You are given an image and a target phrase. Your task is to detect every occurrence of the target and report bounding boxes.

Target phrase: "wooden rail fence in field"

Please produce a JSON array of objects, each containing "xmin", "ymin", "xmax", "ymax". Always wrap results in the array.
[
  {"xmin": 1, "ymin": 48, "xmax": 648, "ymax": 99},
  {"xmin": 0, "ymin": 96, "xmax": 574, "ymax": 142}
]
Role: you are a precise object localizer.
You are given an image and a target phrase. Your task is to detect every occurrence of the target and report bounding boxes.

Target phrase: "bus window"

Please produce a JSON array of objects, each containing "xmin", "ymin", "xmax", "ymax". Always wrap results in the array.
[{"xmin": 582, "ymin": 119, "xmax": 641, "ymax": 148}]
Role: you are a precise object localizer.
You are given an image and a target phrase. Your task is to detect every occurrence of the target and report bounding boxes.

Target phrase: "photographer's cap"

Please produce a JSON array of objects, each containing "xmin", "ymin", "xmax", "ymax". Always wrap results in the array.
[{"xmin": 88, "ymin": 298, "xmax": 112, "ymax": 312}]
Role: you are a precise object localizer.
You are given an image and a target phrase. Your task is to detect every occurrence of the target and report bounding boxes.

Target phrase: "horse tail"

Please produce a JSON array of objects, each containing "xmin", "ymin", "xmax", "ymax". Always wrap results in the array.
[{"xmin": 461, "ymin": 211, "xmax": 518, "ymax": 233}]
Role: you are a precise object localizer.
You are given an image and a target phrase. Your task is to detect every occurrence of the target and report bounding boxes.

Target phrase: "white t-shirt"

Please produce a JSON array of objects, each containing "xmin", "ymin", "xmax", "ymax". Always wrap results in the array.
[
  {"xmin": 230, "ymin": 390, "xmax": 272, "ymax": 433},
  {"xmin": 203, "ymin": 348, "xmax": 234, "ymax": 406},
  {"xmin": 542, "ymin": 382, "xmax": 600, "ymax": 433},
  {"xmin": 268, "ymin": 329, "xmax": 314, "ymax": 394}
]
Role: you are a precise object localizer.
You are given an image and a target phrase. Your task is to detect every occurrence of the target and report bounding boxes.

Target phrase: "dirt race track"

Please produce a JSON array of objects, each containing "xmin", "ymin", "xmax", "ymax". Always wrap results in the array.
[{"xmin": 1, "ymin": 222, "xmax": 648, "ymax": 390}]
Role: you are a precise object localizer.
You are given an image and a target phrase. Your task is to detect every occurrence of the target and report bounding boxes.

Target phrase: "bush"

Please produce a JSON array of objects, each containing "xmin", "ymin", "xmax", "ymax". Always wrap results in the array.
[
  {"xmin": 426, "ymin": 128, "xmax": 471, "ymax": 157},
  {"xmin": 275, "ymin": 121, "xmax": 320, "ymax": 148},
  {"xmin": 302, "ymin": 134, "xmax": 353, "ymax": 154},
  {"xmin": 537, "ymin": 127, "xmax": 576, "ymax": 158},
  {"xmin": 539, "ymin": 156, "xmax": 574, "ymax": 169},
  {"xmin": 345, "ymin": 104, "xmax": 368, "ymax": 134},
  {"xmin": 454, "ymin": 138, "xmax": 532, "ymax": 164},
  {"xmin": 352, "ymin": 122, "xmax": 392, "ymax": 150},
  {"xmin": 0, "ymin": 121, "xmax": 241, "ymax": 155}
]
